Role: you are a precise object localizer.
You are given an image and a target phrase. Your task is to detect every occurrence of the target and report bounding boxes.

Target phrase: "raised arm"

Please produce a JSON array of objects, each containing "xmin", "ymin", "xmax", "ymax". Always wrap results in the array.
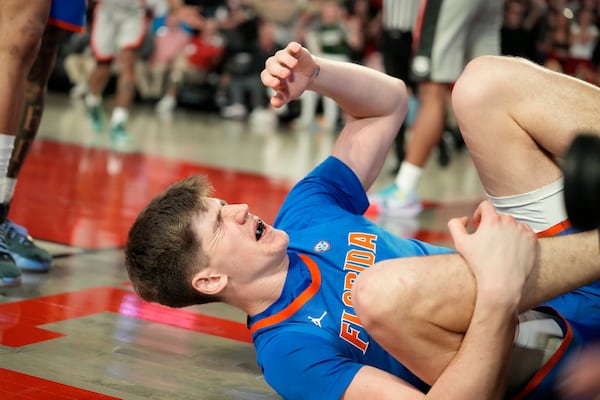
[{"xmin": 261, "ymin": 41, "xmax": 407, "ymax": 190}]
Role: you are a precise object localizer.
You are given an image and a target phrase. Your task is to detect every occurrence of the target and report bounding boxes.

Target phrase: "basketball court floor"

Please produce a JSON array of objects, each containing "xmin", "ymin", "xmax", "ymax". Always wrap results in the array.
[{"xmin": 0, "ymin": 92, "xmax": 485, "ymax": 399}]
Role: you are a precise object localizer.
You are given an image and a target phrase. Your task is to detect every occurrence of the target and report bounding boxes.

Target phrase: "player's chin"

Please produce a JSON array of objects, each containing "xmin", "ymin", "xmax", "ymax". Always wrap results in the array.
[{"xmin": 268, "ymin": 228, "xmax": 289, "ymax": 249}]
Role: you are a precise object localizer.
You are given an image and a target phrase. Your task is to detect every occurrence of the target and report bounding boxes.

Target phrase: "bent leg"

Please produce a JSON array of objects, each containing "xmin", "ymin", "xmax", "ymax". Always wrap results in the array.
[
  {"xmin": 452, "ymin": 55, "xmax": 600, "ymax": 198},
  {"xmin": 354, "ymin": 56, "xmax": 600, "ymax": 385},
  {"xmin": 353, "ymin": 229, "xmax": 600, "ymax": 385},
  {"xmin": 453, "ymin": 55, "xmax": 600, "ymax": 340},
  {"xmin": 353, "ymin": 254, "xmax": 471, "ymax": 384}
]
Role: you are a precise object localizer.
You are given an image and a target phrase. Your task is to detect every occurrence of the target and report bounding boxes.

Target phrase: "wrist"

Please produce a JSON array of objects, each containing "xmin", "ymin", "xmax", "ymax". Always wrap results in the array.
[
  {"xmin": 309, "ymin": 64, "xmax": 321, "ymax": 84},
  {"xmin": 476, "ymin": 284, "xmax": 522, "ymax": 310}
]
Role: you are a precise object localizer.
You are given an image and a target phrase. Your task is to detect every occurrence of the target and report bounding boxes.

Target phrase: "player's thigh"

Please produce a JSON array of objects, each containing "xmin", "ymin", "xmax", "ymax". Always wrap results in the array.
[{"xmin": 352, "ymin": 254, "xmax": 473, "ymax": 383}]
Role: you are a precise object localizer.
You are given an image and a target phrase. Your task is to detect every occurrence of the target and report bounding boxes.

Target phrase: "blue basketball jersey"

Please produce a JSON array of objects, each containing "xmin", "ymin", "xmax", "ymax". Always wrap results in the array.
[
  {"xmin": 248, "ymin": 157, "xmax": 452, "ymax": 399},
  {"xmin": 248, "ymin": 156, "xmax": 600, "ymax": 399},
  {"xmin": 541, "ymin": 226, "xmax": 600, "ymax": 344}
]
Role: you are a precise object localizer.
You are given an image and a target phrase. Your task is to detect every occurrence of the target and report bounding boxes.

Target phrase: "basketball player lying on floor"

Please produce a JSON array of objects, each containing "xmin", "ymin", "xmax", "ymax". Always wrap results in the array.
[{"xmin": 125, "ymin": 42, "xmax": 600, "ymax": 400}]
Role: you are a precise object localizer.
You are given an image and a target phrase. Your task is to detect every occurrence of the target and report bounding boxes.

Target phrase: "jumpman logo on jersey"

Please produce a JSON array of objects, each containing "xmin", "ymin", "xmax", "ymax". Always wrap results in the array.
[{"xmin": 308, "ymin": 311, "xmax": 328, "ymax": 328}]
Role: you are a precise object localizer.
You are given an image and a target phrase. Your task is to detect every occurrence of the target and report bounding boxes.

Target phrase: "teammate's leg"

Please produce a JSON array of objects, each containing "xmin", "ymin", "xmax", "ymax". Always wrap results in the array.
[
  {"xmin": 109, "ymin": 47, "xmax": 139, "ymax": 139},
  {"xmin": 85, "ymin": 3, "xmax": 115, "ymax": 133},
  {"xmin": 4, "ymin": 0, "xmax": 87, "ymax": 272},
  {"xmin": 108, "ymin": 7, "xmax": 147, "ymax": 140},
  {"xmin": 0, "ymin": 1, "xmax": 52, "ymax": 286},
  {"xmin": 3, "ymin": 25, "xmax": 65, "ymax": 272}
]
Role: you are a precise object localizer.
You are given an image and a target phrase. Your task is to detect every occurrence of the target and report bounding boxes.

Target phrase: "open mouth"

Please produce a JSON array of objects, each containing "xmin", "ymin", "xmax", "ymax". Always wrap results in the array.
[{"xmin": 255, "ymin": 219, "xmax": 266, "ymax": 241}]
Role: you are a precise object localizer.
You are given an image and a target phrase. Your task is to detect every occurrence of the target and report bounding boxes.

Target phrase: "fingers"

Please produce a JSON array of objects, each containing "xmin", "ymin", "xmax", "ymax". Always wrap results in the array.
[
  {"xmin": 448, "ymin": 216, "xmax": 469, "ymax": 246},
  {"xmin": 472, "ymin": 199, "xmax": 494, "ymax": 223},
  {"xmin": 261, "ymin": 43, "xmax": 303, "ymax": 108},
  {"xmin": 264, "ymin": 43, "xmax": 301, "ymax": 80}
]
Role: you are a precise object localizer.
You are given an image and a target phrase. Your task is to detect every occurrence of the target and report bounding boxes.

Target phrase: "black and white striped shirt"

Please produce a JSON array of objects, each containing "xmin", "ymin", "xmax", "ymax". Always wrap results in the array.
[{"xmin": 382, "ymin": 0, "xmax": 420, "ymax": 31}]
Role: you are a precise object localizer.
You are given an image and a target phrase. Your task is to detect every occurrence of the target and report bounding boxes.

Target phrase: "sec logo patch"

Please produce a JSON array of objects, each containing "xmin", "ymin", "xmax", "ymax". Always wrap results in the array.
[{"xmin": 314, "ymin": 240, "xmax": 330, "ymax": 252}]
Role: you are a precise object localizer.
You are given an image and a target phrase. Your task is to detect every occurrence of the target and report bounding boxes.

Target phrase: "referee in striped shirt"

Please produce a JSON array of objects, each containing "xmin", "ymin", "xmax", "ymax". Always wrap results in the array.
[{"xmin": 380, "ymin": 0, "xmax": 420, "ymax": 173}]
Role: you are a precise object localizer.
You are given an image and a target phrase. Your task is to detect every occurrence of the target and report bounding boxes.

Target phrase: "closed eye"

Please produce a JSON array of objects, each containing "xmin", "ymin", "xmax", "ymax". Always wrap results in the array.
[{"xmin": 212, "ymin": 199, "xmax": 227, "ymax": 234}]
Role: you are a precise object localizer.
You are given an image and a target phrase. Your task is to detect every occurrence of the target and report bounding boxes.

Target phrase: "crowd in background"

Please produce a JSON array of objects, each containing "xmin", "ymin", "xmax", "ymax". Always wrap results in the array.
[{"xmin": 54, "ymin": 0, "xmax": 600, "ymax": 122}]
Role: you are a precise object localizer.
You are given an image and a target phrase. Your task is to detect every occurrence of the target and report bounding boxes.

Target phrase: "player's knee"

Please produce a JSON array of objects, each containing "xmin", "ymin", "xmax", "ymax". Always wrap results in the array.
[
  {"xmin": 453, "ymin": 56, "xmax": 500, "ymax": 116},
  {"xmin": 0, "ymin": 22, "xmax": 45, "ymax": 65},
  {"xmin": 352, "ymin": 262, "xmax": 419, "ymax": 331}
]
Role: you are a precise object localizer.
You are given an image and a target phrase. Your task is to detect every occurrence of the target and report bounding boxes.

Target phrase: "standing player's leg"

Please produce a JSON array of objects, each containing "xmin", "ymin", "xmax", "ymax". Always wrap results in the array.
[
  {"xmin": 370, "ymin": 0, "xmax": 502, "ymax": 217},
  {"xmin": 0, "ymin": 0, "xmax": 52, "ymax": 286},
  {"xmin": 85, "ymin": 3, "xmax": 116, "ymax": 133},
  {"xmin": 107, "ymin": 6, "xmax": 147, "ymax": 141},
  {"xmin": 3, "ymin": 0, "xmax": 87, "ymax": 273},
  {"xmin": 4, "ymin": 25, "xmax": 65, "ymax": 272}
]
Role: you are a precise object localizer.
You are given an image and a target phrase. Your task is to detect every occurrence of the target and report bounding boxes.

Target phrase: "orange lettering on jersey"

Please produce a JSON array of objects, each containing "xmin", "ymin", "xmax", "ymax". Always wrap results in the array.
[
  {"xmin": 348, "ymin": 232, "xmax": 377, "ymax": 252},
  {"xmin": 346, "ymin": 249, "xmax": 375, "ymax": 267},
  {"xmin": 344, "ymin": 271, "xmax": 358, "ymax": 292},
  {"xmin": 342, "ymin": 290, "xmax": 353, "ymax": 307},
  {"xmin": 340, "ymin": 310, "xmax": 368, "ymax": 353},
  {"xmin": 343, "ymin": 262, "xmax": 366, "ymax": 273}
]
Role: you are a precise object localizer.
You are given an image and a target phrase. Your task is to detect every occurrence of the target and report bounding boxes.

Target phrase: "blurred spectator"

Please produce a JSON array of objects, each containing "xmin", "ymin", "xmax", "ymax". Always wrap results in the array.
[
  {"xmin": 63, "ymin": 31, "xmax": 95, "ymax": 99},
  {"xmin": 84, "ymin": 0, "xmax": 169, "ymax": 141},
  {"xmin": 136, "ymin": 13, "xmax": 193, "ymax": 100},
  {"xmin": 502, "ymin": 0, "xmax": 548, "ymax": 60},
  {"xmin": 296, "ymin": 0, "xmax": 353, "ymax": 131},
  {"xmin": 248, "ymin": 0, "xmax": 306, "ymax": 46},
  {"xmin": 343, "ymin": 0, "xmax": 379, "ymax": 64},
  {"xmin": 218, "ymin": 0, "xmax": 273, "ymax": 120},
  {"xmin": 542, "ymin": 6, "xmax": 573, "ymax": 72},
  {"xmin": 568, "ymin": 7, "xmax": 599, "ymax": 82},
  {"xmin": 155, "ymin": 18, "xmax": 225, "ymax": 118}
]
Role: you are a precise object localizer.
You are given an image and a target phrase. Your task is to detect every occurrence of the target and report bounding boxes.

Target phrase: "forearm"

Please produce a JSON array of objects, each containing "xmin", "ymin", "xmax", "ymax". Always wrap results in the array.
[
  {"xmin": 353, "ymin": 229, "xmax": 599, "ymax": 387},
  {"xmin": 308, "ymin": 56, "xmax": 407, "ymax": 122},
  {"xmin": 307, "ymin": 56, "xmax": 407, "ymax": 188},
  {"xmin": 431, "ymin": 229, "xmax": 600, "ymax": 332},
  {"xmin": 426, "ymin": 296, "xmax": 518, "ymax": 399}
]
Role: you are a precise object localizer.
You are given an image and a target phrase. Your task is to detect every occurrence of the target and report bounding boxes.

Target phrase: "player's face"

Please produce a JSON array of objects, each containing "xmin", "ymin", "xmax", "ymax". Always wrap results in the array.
[{"xmin": 193, "ymin": 197, "xmax": 289, "ymax": 278}]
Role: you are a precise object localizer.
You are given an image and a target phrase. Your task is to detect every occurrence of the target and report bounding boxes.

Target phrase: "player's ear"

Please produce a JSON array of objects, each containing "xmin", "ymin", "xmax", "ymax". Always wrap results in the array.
[{"xmin": 192, "ymin": 270, "xmax": 228, "ymax": 295}]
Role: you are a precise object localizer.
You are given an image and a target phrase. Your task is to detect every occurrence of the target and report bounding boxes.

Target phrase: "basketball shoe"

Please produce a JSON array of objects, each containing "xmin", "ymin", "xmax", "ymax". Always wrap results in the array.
[
  {"xmin": 0, "ymin": 225, "xmax": 22, "ymax": 287},
  {"xmin": 87, "ymin": 104, "xmax": 105, "ymax": 133},
  {"xmin": 156, "ymin": 95, "xmax": 176, "ymax": 121},
  {"xmin": 3, "ymin": 220, "xmax": 52, "ymax": 272},
  {"xmin": 109, "ymin": 123, "xmax": 134, "ymax": 152},
  {"xmin": 368, "ymin": 184, "xmax": 423, "ymax": 217}
]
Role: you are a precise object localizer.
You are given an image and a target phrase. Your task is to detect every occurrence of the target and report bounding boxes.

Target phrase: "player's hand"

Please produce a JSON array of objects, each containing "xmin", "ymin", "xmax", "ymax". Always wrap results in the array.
[
  {"xmin": 448, "ymin": 200, "xmax": 539, "ymax": 306},
  {"xmin": 260, "ymin": 42, "xmax": 318, "ymax": 108}
]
